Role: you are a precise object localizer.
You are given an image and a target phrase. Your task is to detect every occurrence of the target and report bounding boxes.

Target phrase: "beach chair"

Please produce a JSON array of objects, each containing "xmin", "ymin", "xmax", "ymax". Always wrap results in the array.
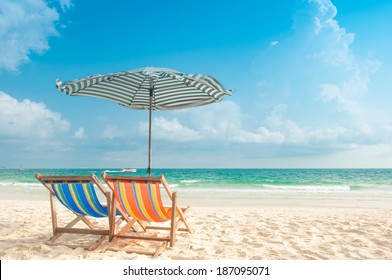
[
  {"xmin": 102, "ymin": 172, "xmax": 192, "ymax": 256},
  {"xmin": 35, "ymin": 173, "xmax": 132, "ymax": 250}
]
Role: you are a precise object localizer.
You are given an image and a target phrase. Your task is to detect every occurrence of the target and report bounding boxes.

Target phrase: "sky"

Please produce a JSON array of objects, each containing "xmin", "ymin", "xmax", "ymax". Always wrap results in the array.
[{"xmin": 1, "ymin": 0, "xmax": 392, "ymax": 169}]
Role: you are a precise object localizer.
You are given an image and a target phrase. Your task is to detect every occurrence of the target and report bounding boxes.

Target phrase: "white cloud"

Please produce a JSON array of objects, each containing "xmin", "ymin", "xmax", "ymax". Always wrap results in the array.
[
  {"xmin": 251, "ymin": 0, "xmax": 385, "ymax": 151},
  {"xmin": 320, "ymin": 81, "xmax": 363, "ymax": 115},
  {"xmin": 140, "ymin": 116, "xmax": 201, "ymax": 142},
  {"xmin": 294, "ymin": 0, "xmax": 380, "ymax": 117},
  {"xmin": 102, "ymin": 125, "xmax": 124, "ymax": 140},
  {"xmin": 229, "ymin": 127, "xmax": 285, "ymax": 144},
  {"xmin": 0, "ymin": 0, "xmax": 60, "ymax": 72},
  {"xmin": 59, "ymin": 0, "xmax": 73, "ymax": 11},
  {"xmin": 264, "ymin": 104, "xmax": 307, "ymax": 144},
  {"xmin": 294, "ymin": 0, "xmax": 355, "ymax": 69},
  {"xmin": 0, "ymin": 91, "xmax": 70, "ymax": 138},
  {"xmin": 299, "ymin": 0, "xmax": 381, "ymax": 116},
  {"xmin": 164, "ymin": 102, "xmax": 295, "ymax": 145},
  {"xmin": 173, "ymin": 100, "xmax": 391, "ymax": 152},
  {"xmin": 186, "ymin": 101, "xmax": 244, "ymax": 139},
  {"xmin": 73, "ymin": 127, "xmax": 86, "ymax": 139}
]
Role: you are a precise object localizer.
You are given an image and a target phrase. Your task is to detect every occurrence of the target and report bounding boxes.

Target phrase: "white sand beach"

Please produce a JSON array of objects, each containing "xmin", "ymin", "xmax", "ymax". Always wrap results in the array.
[{"xmin": 1, "ymin": 198, "xmax": 391, "ymax": 260}]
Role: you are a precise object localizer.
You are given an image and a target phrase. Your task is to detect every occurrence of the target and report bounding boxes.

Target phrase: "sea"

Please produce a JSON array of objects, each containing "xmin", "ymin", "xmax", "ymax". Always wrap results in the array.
[{"xmin": 1, "ymin": 168, "xmax": 392, "ymax": 208}]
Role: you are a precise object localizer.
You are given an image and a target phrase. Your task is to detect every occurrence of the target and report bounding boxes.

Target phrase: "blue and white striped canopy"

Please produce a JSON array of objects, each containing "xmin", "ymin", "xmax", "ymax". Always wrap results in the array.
[{"xmin": 56, "ymin": 67, "xmax": 232, "ymax": 110}]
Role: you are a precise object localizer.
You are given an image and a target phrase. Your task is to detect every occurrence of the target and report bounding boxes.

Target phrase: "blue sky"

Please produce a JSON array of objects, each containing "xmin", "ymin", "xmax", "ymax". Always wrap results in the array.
[{"xmin": 1, "ymin": 0, "xmax": 392, "ymax": 169}]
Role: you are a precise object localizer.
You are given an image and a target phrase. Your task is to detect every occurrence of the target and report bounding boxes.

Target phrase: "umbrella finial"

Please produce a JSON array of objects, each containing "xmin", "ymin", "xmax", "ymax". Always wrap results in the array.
[
  {"xmin": 55, "ymin": 79, "xmax": 67, "ymax": 93},
  {"xmin": 55, "ymin": 79, "xmax": 62, "ymax": 88}
]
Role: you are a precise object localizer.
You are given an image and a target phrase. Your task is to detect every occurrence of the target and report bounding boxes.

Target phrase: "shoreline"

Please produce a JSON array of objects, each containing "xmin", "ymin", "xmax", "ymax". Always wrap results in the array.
[
  {"xmin": 1, "ymin": 198, "xmax": 391, "ymax": 260},
  {"xmin": 2, "ymin": 189, "xmax": 392, "ymax": 209}
]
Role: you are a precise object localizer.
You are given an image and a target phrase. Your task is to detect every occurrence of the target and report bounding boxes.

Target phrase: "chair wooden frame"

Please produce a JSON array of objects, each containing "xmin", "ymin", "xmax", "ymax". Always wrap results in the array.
[
  {"xmin": 102, "ymin": 172, "xmax": 192, "ymax": 256},
  {"xmin": 35, "ymin": 173, "xmax": 131, "ymax": 250}
]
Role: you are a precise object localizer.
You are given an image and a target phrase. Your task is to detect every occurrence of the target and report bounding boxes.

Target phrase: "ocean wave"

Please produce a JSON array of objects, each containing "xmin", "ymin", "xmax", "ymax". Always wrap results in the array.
[
  {"xmin": 174, "ymin": 184, "xmax": 355, "ymax": 194},
  {"xmin": 262, "ymin": 184, "xmax": 351, "ymax": 193},
  {"xmin": 180, "ymin": 179, "xmax": 200, "ymax": 184},
  {"xmin": 1, "ymin": 179, "xmax": 391, "ymax": 197},
  {"xmin": 0, "ymin": 181, "xmax": 42, "ymax": 189}
]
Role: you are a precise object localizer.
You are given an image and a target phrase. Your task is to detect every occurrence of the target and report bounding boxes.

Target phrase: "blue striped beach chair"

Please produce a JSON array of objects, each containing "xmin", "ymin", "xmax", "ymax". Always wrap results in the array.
[
  {"xmin": 35, "ymin": 173, "xmax": 132, "ymax": 250},
  {"xmin": 102, "ymin": 172, "xmax": 192, "ymax": 256}
]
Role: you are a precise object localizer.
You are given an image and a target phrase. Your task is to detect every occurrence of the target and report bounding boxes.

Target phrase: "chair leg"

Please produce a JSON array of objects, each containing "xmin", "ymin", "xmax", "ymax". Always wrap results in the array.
[
  {"xmin": 153, "ymin": 241, "xmax": 168, "ymax": 257},
  {"xmin": 109, "ymin": 197, "xmax": 117, "ymax": 241},
  {"xmin": 88, "ymin": 235, "xmax": 107, "ymax": 251},
  {"xmin": 49, "ymin": 193, "xmax": 58, "ymax": 236},
  {"xmin": 80, "ymin": 215, "xmax": 95, "ymax": 229},
  {"xmin": 45, "ymin": 216, "xmax": 82, "ymax": 244},
  {"xmin": 176, "ymin": 207, "xmax": 193, "ymax": 233},
  {"xmin": 169, "ymin": 192, "xmax": 177, "ymax": 247}
]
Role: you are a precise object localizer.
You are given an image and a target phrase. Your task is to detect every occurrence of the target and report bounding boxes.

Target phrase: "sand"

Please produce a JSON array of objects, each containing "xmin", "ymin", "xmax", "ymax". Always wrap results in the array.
[{"xmin": 0, "ymin": 199, "xmax": 391, "ymax": 260}]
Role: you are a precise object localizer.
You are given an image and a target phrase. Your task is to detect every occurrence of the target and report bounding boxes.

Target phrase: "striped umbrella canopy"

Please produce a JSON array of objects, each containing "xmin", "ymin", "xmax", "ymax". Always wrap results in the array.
[{"xmin": 56, "ymin": 67, "xmax": 232, "ymax": 175}]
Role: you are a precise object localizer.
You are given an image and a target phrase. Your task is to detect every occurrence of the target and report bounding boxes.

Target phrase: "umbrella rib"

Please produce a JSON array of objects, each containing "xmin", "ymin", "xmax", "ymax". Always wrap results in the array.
[{"xmin": 131, "ymin": 74, "xmax": 153, "ymax": 108}]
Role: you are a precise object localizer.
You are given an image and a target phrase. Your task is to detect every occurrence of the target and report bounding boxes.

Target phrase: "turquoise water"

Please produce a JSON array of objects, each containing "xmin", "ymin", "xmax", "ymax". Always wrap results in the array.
[{"xmin": 1, "ymin": 168, "xmax": 392, "ymax": 207}]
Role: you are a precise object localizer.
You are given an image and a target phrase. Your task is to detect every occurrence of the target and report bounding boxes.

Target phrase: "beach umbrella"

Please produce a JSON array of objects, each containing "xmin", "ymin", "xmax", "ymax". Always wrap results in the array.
[{"xmin": 56, "ymin": 67, "xmax": 232, "ymax": 176}]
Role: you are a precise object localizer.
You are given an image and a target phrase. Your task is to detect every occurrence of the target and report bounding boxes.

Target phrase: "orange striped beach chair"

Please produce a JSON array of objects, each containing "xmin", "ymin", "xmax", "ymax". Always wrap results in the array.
[
  {"xmin": 35, "ymin": 173, "xmax": 131, "ymax": 250},
  {"xmin": 102, "ymin": 172, "xmax": 192, "ymax": 256}
]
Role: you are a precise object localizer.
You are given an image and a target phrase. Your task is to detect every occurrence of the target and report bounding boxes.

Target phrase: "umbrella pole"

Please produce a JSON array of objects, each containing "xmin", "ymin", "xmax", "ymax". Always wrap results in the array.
[{"xmin": 147, "ymin": 78, "xmax": 153, "ymax": 176}]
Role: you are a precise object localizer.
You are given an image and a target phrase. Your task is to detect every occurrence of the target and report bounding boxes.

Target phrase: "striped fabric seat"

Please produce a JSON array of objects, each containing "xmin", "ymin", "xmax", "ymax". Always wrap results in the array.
[
  {"xmin": 102, "ymin": 172, "xmax": 192, "ymax": 256},
  {"xmin": 111, "ymin": 179, "xmax": 175, "ymax": 222},
  {"xmin": 51, "ymin": 181, "xmax": 108, "ymax": 218}
]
